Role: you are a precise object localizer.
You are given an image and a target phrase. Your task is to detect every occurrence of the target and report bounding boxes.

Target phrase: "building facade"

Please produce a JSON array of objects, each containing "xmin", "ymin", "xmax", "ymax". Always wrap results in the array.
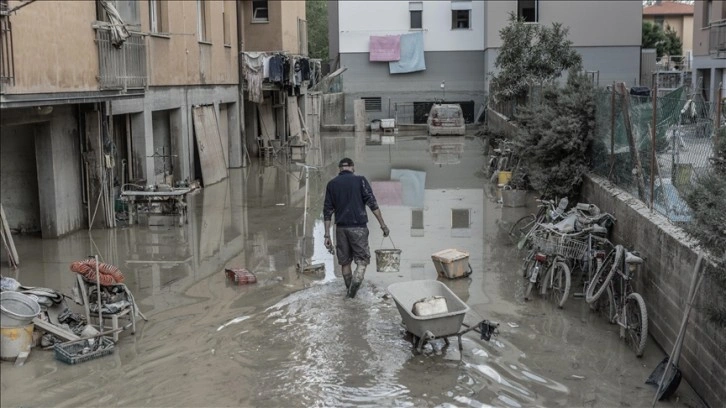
[
  {"xmin": 691, "ymin": 0, "xmax": 726, "ymax": 102},
  {"xmin": 329, "ymin": 0, "xmax": 642, "ymax": 124},
  {"xmin": 643, "ymin": 0, "xmax": 694, "ymax": 63},
  {"xmin": 0, "ymin": 0, "xmax": 241, "ymax": 238}
]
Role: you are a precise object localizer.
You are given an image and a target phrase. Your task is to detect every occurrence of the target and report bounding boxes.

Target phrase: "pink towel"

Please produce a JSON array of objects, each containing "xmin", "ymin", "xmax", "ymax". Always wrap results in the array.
[{"xmin": 369, "ymin": 35, "xmax": 401, "ymax": 62}]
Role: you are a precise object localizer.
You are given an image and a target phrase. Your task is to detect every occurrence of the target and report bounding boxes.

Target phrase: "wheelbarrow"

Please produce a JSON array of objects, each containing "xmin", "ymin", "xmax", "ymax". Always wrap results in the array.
[{"xmin": 387, "ymin": 280, "xmax": 498, "ymax": 354}]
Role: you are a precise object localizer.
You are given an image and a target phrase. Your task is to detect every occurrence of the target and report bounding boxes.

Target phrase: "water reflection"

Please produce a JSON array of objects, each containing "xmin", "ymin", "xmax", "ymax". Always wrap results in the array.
[{"xmin": 0, "ymin": 133, "xmax": 701, "ymax": 408}]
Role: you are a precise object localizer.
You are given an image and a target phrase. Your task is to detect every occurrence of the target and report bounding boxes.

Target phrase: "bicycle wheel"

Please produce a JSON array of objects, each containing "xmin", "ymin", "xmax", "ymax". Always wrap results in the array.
[
  {"xmin": 624, "ymin": 292, "xmax": 648, "ymax": 357},
  {"xmin": 592, "ymin": 284, "xmax": 615, "ymax": 323},
  {"xmin": 510, "ymin": 214, "xmax": 536, "ymax": 243},
  {"xmin": 545, "ymin": 261, "xmax": 571, "ymax": 308},
  {"xmin": 487, "ymin": 157, "xmax": 497, "ymax": 178},
  {"xmin": 522, "ymin": 250, "xmax": 534, "ymax": 278},
  {"xmin": 585, "ymin": 246, "xmax": 623, "ymax": 304}
]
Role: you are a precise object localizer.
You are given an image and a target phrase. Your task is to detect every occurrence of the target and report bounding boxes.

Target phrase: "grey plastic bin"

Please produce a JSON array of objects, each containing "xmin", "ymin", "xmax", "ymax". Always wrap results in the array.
[{"xmin": 387, "ymin": 280, "xmax": 469, "ymax": 339}]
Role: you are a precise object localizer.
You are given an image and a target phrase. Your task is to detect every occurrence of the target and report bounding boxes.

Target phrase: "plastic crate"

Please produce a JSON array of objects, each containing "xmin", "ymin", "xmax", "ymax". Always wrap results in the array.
[
  {"xmin": 54, "ymin": 337, "xmax": 115, "ymax": 365},
  {"xmin": 380, "ymin": 118, "xmax": 395, "ymax": 129},
  {"xmin": 431, "ymin": 249, "xmax": 471, "ymax": 279}
]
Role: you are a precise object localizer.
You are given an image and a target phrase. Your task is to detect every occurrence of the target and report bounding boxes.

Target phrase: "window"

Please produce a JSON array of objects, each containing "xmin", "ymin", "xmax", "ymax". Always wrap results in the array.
[
  {"xmin": 703, "ymin": 0, "xmax": 712, "ymax": 27},
  {"xmin": 517, "ymin": 0, "xmax": 538, "ymax": 23},
  {"xmin": 362, "ymin": 97, "xmax": 382, "ymax": 112},
  {"xmin": 409, "ymin": 2, "xmax": 423, "ymax": 29},
  {"xmin": 654, "ymin": 16, "xmax": 664, "ymax": 28},
  {"xmin": 253, "ymin": 0, "xmax": 268, "ymax": 22},
  {"xmin": 223, "ymin": 2, "xmax": 231, "ymax": 45},
  {"xmin": 451, "ymin": 10, "xmax": 470, "ymax": 29},
  {"xmin": 197, "ymin": 0, "xmax": 210, "ymax": 42},
  {"xmin": 149, "ymin": 0, "xmax": 166, "ymax": 33},
  {"xmin": 451, "ymin": 0, "xmax": 471, "ymax": 29},
  {"xmin": 451, "ymin": 209, "xmax": 470, "ymax": 229}
]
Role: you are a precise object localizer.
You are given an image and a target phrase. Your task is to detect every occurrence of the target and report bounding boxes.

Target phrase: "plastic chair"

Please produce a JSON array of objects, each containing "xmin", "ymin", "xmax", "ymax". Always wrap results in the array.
[{"xmin": 75, "ymin": 275, "xmax": 136, "ymax": 342}]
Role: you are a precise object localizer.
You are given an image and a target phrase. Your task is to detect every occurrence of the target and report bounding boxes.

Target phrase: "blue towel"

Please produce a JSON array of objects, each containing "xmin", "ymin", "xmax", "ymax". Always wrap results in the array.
[{"xmin": 389, "ymin": 32, "xmax": 426, "ymax": 74}]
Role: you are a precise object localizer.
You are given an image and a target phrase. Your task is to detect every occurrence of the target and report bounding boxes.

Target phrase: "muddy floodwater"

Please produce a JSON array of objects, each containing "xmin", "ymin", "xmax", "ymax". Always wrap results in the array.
[{"xmin": 0, "ymin": 132, "xmax": 705, "ymax": 407}]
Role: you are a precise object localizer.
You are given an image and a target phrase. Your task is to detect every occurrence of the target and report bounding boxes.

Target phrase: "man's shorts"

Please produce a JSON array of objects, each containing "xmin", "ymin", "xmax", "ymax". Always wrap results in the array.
[{"xmin": 335, "ymin": 226, "xmax": 370, "ymax": 266}]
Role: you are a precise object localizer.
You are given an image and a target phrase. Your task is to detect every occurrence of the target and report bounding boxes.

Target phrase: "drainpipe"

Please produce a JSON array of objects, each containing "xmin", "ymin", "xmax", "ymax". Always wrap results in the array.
[{"xmin": 236, "ymin": 0, "xmax": 248, "ymax": 167}]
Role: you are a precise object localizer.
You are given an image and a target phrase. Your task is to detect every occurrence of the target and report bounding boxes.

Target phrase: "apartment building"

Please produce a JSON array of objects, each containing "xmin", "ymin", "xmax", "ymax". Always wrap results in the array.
[
  {"xmin": 239, "ymin": 0, "xmax": 318, "ymax": 159},
  {"xmin": 643, "ymin": 1, "xmax": 694, "ymax": 61},
  {"xmin": 692, "ymin": 0, "xmax": 726, "ymax": 102},
  {"xmin": 328, "ymin": 0, "xmax": 642, "ymax": 124},
  {"xmin": 0, "ymin": 0, "xmax": 241, "ymax": 238}
]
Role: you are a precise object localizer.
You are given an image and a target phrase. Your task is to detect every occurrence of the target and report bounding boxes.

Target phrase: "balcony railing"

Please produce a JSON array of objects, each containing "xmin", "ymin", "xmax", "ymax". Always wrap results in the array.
[
  {"xmin": 709, "ymin": 20, "xmax": 726, "ymax": 58},
  {"xmin": 95, "ymin": 28, "xmax": 146, "ymax": 90}
]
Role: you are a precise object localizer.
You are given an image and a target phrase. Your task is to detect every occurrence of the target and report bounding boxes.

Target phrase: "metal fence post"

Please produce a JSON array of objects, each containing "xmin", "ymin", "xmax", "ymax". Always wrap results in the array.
[
  {"xmin": 716, "ymin": 83, "xmax": 723, "ymax": 144},
  {"xmin": 650, "ymin": 82, "xmax": 658, "ymax": 211},
  {"xmin": 610, "ymin": 82, "xmax": 615, "ymax": 181}
]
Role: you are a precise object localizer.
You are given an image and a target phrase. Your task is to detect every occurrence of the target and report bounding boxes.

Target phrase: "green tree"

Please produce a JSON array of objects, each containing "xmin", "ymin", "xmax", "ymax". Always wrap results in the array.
[
  {"xmin": 642, "ymin": 21, "xmax": 683, "ymax": 57},
  {"xmin": 642, "ymin": 21, "xmax": 665, "ymax": 56},
  {"xmin": 490, "ymin": 13, "xmax": 582, "ymax": 103},
  {"xmin": 684, "ymin": 128, "xmax": 726, "ymax": 327},
  {"xmin": 306, "ymin": 0, "xmax": 328, "ymax": 60},
  {"xmin": 512, "ymin": 69, "xmax": 596, "ymax": 199},
  {"xmin": 663, "ymin": 25, "xmax": 683, "ymax": 56}
]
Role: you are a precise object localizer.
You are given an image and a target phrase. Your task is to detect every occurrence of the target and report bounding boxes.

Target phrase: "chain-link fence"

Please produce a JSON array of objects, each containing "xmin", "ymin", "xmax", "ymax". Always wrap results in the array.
[{"xmin": 592, "ymin": 84, "xmax": 722, "ymax": 223}]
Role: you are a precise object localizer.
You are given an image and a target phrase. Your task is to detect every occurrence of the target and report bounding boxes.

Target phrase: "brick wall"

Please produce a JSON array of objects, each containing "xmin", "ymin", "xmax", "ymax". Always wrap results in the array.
[{"xmin": 581, "ymin": 174, "xmax": 725, "ymax": 407}]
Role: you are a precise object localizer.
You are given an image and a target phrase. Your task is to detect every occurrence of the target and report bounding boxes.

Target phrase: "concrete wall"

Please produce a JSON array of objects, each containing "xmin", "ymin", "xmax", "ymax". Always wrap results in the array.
[
  {"xmin": 486, "ymin": 108, "xmax": 517, "ymax": 139},
  {"xmin": 280, "ymin": 0, "xmax": 306, "ymax": 54},
  {"xmin": 693, "ymin": 0, "xmax": 726, "ymax": 56},
  {"xmin": 35, "ymin": 106, "xmax": 84, "ymax": 238},
  {"xmin": 4, "ymin": 1, "xmax": 98, "ymax": 94},
  {"xmin": 321, "ymin": 93, "xmax": 346, "ymax": 126},
  {"xmin": 339, "ymin": 51, "xmax": 486, "ymax": 123},
  {"xmin": 143, "ymin": 0, "xmax": 239, "ymax": 85},
  {"xmin": 484, "ymin": 1, "xmax": 642, "ymax": 49},
  {"xmin": 243, "ymin": 0, "xmax": 283, "ymax": 52},
  {"xmin": 111, "ymin": 85, "xmax": 240, "ymax": 182},
  {"xmin": 0, "ymin": 123, "xmax": 40, "ymax": 232},
  {"xmin": 338, "ymin": 0, "xmax": 485, "ymax": 52},
  {"xmin": 581, "ymin": 174, "xmax": 725, "ymax": 408}
]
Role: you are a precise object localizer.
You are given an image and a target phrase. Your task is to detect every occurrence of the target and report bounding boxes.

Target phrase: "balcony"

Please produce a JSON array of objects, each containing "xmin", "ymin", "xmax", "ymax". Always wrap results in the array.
[
  {"xmin": 0, "ymin": 13, "xmax": 14, "ymax": 92},
  {"xmin": 95, "ymin": 28, "xmax": 146, "ymax": 90},
  {"xmin": 709, "ymin": 20, "xmax": 726, "ymax": 58}
]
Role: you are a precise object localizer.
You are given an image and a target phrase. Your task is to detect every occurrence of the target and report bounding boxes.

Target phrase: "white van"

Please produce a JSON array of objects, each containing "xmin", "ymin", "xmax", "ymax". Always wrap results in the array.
[{"xmin": 427, "ymin": 104, "xmax": 465, "ymax": 136}]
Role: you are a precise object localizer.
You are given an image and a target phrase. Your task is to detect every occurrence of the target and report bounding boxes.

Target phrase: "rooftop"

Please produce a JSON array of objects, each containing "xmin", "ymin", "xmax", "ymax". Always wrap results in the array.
[{"xmin": 643, "ymin": 1, "xmax": 694, "ymax": 16}]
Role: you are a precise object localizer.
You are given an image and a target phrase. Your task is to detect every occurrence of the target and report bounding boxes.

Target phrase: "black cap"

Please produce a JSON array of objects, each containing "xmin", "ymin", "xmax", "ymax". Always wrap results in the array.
[{"xmin": 338, "ymin": 157, "xmax": 354, "ymax": 167}]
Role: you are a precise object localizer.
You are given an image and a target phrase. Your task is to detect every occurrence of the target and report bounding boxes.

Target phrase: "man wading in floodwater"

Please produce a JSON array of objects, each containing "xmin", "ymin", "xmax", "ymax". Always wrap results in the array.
[{"xmin": 324, "ymin": 158, "xmax": 389, "ymax": 298}]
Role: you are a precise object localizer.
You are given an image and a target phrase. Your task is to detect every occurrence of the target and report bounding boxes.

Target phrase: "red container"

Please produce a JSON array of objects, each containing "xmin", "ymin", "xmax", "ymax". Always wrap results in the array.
[{"xmin": 224, "ymin": 268, "xmax": 257, "ymax": 285}]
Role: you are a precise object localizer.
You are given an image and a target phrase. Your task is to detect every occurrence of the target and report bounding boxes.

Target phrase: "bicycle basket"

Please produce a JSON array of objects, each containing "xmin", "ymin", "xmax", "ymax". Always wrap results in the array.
[{"xmin": 531, "ymin": 231, "xmax": 588, "ymax": 260}]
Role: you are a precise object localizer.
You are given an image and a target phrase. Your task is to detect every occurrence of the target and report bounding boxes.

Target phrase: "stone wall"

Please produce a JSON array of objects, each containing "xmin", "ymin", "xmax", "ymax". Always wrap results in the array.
[{"xmin": 581, "ymin": 174, "xmax": 725, "ymax": 407}]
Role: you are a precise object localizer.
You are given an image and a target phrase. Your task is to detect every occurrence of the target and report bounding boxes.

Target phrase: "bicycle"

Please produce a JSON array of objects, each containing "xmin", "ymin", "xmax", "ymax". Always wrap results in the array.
[
  {"xmin": 486, "ymin": 138, "xmax": 514, "ymax": 180},
  {"xmin": 585, "ymin": 245, "xmax": 649, "ymax": 357},
  {"xmin": 510, "ymin": 197, "xmax": 569, "ymax": 249},
  {"xmin": 522, "ymin": 225, "xmax": 587, "ymax": 308}
]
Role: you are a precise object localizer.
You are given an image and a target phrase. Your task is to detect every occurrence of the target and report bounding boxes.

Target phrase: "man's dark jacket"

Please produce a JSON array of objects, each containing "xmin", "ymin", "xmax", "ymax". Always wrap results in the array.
[{"xmin": 324, "ymin": 171, "xmax": 379, "ymax": 228}]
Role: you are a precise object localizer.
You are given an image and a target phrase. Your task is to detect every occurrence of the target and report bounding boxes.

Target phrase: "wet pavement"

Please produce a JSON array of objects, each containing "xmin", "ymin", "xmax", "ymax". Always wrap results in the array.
[{"xmin": 0, "ymin": 131, "xmax": 705, "ymax": 407}]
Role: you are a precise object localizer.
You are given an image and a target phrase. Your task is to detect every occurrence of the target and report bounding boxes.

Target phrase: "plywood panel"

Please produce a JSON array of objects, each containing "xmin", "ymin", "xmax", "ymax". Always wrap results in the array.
[
  {"xmin": 258, "ymin": 100, "xmax": 275, "ymax": 145},
  {"xmin": 287, "ymin": 97, "xmax": 302, "ymax": 139},
  {"xmin": 192, "ymin": 106, "xmax": 227, "ymax": 186}
]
